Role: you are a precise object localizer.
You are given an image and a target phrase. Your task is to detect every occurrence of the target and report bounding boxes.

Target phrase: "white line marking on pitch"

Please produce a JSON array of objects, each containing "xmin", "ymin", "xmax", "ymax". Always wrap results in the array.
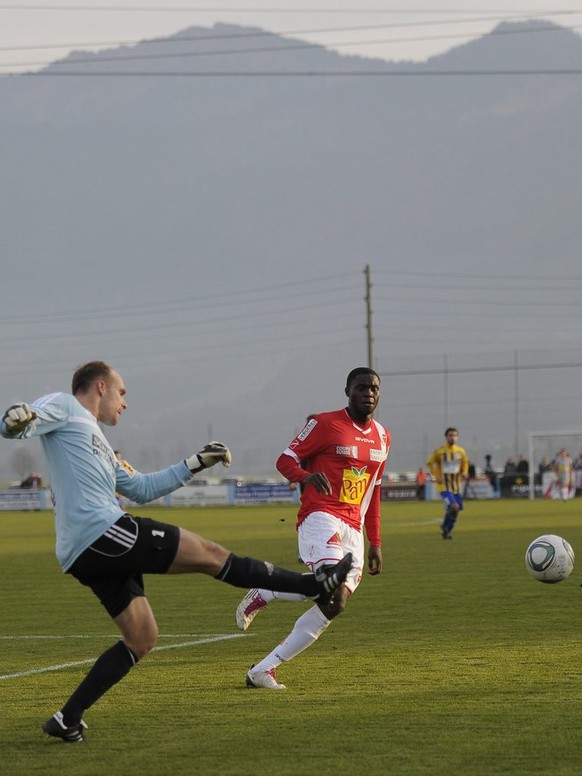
[
  {"xmin": 0, "ymin": 633, "xmax": 248, "ymax": 680},
  {"xmin": 0, "ymin": 633, "xmax": 238, "ymax": 640}
]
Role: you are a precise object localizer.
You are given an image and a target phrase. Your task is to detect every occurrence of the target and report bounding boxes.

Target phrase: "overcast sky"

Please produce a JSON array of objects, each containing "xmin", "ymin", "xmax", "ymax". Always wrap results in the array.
[{"xmin": 2, "ymin": 2, "xmax": 582, "ymax": 73}]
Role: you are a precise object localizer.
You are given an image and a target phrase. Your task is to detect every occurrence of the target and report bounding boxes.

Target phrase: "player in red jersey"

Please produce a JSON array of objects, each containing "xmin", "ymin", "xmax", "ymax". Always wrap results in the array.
[{"xmin": 235, "ymin": 367, "xmax": 391, "ymax": 689}]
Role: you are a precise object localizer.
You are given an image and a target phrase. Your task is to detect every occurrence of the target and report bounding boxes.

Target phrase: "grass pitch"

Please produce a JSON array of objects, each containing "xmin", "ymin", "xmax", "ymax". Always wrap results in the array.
[{"xmin": 1, "ymin": 499, "xmax": 582, "ymax": 775}]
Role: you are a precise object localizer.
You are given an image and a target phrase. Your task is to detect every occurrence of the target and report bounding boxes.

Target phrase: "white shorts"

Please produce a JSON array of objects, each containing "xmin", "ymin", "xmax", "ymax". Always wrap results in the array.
[{"xmin": 297, "ymin": 511, "xmax": 364, "ymax": 594}]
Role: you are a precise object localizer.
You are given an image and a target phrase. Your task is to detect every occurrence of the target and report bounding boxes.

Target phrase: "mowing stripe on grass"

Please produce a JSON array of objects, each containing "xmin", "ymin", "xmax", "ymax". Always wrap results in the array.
[{"xmin": 0, "ymin": 633, "xmax": 248, "ymax": 680}]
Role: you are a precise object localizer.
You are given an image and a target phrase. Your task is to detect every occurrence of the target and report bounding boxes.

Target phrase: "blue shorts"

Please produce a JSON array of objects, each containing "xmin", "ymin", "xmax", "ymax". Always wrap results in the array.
[{"xmin": 440, "ymin": 491, "xmax": 464, "ymax": 511}]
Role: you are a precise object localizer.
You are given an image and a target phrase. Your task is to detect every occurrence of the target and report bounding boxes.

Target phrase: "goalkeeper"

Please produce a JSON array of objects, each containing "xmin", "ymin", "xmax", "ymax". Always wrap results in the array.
[{"xmin": 0, "ymin": 361, "xmax": 352, "ymax": 743}]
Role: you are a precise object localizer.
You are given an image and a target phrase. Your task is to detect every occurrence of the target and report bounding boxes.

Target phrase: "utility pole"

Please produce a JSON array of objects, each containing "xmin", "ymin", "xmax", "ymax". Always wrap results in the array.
[
  {"xmin": 443, "ymin": 353, "xmax": 449, "ymax": 428},
  {"xmin": 364, "ymin": 264, "xmax": 373, "ymax": 368}
]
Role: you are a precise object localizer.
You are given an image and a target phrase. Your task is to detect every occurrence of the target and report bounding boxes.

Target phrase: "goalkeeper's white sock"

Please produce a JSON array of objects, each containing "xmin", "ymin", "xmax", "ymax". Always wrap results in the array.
[{"xmin": 252, "ymin": 605, "xmax": 331, "ymax": 671}]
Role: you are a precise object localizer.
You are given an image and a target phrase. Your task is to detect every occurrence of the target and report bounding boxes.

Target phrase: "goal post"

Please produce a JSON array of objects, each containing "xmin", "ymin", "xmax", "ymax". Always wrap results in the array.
[{"xmin": 527, "ymin": 430, "xmax": 582, "ymax": 500}]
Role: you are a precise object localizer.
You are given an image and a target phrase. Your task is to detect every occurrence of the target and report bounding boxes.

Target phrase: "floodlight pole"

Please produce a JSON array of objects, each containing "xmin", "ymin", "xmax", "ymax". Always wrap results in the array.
[
  {"xmin": 514, "ymin": 350, "xmax": 520, "ymax": 458},
  {"xmin": 528, "ymin": 433, "xmax": 534, "ymax": 500}
]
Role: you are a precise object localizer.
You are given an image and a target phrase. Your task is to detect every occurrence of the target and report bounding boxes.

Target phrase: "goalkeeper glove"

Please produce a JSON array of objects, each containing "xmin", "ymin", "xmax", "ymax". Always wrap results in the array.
[
  {"xmin": 186, "ymin": 441, "xmax": 232, "ymax": 473},
  {"xmin": 2, "ymin": 403, "xmax": 37, "ymax": 435}
]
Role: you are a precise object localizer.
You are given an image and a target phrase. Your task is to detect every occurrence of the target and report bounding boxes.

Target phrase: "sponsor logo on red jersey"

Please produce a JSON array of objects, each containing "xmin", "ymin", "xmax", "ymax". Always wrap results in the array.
[
  {"xmin": 340, "ymin": 466, "xmax": 370, "ymax": 504},
  {"xmin": 296, "ymin": 418, "xmax": 317, "ymax": 442},
  {"xmin": 336, "ymin": 445, "xmax": 358, "ymax": 457}
]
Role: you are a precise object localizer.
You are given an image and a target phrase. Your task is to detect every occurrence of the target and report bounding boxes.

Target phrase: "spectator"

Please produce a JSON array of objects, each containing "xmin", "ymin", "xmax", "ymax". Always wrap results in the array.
[
  {"xmin": 463, "ymin": 461, "xmax": 477, "ymax": 498},
  {"xmin": 415, "ymin": 467, "xmax": 427, "ymax": 500},
  {"xmin": 504, "ymin": 458, "xmax": 517, "ymax": 475},
  {"xmin": 538, "ymin": 457, "xmax": 552, "ymax": 478},
  {"xmin": 114, "ymin": 450, "xmax": 125, "ymax": 507},
  {"xmin": 553, "ymin": 449, "xmax": 574, "ymax": 501},
  {"xmin": 516, "ymin": 454, "xmax": 529, "ymax": 474},
  {"xmin": 484, "ymin": 455, "xmax": 497, "ymax": 490},
  {"xmin": 20, "ymin": 472, "xmax": 42, "ymax": 489}
]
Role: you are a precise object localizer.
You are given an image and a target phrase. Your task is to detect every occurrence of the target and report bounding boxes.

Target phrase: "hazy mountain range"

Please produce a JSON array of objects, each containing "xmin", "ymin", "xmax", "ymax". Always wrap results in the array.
[{"xmin": 1, "ymin": 19, "xmax": 582, "ymax": 481}]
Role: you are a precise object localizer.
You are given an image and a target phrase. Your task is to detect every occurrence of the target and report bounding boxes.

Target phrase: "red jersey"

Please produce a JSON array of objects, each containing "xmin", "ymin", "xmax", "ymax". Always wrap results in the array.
[{"xmin": 276, "ymin": 408, "xmax": 391, "ymax": 546}]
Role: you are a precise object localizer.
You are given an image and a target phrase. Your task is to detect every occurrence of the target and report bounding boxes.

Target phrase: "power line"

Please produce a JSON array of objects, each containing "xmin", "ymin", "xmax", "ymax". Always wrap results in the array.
[
  {"xmin": 379, "ymin": 361, "xmax": 582, "ymax": 377},
  {"xmin": 374, "ymin": 267, "xmax": 582, "ymax": 282},
  {"xmin": 0, "ymin": 296, "xmax": 361, "ymax": 343},
  {"xmin": 0, "ymin": 272, "xmax": 360, "ymax": 326},
  {"xmin": 374, "ymin": 294, "xmax": 582, "ymax": 308},
  {"xmin": 6, "ymin": 19, "xmax": 582, "ymax": 71},
  {"xmin": 14, "ymin": 68, "xmax": 582, "ymax": 77},
  {"xmin": 1, "ymin": 6, "xmax": 577, "ymax": 14},
  {"xmin": 0, "ymin": 332, "xmax": 366, "ymax": 375},
  {"xmin": 2, "ymin": 12, "xmax": 582, "ymax": 72},
  {"xmin": 0, "ymin": 11, "xmax": 560, "ymax": 52}
]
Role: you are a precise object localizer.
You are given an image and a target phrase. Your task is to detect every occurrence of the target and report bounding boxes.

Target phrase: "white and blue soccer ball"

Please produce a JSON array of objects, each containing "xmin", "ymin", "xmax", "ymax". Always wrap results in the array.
[{"xmin": 525, "ymin": 534, "xmax": 575, "ymax": 584}]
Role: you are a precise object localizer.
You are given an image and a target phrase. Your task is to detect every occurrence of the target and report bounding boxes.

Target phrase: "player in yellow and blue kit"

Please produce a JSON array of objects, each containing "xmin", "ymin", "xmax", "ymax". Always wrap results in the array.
[{"xmin": 426, "ymin": 427, "xmax": 469, "ymax": 540}]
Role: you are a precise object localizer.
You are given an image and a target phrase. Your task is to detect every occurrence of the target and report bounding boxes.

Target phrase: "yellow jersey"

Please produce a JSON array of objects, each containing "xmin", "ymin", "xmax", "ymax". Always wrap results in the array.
[{"xmin": 426, "ymin": 444, "xmax": 469, "ymax": 495}]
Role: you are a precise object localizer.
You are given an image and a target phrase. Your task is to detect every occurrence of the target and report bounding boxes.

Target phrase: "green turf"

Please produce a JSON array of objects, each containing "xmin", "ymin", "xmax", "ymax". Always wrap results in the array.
[{"xmin": 1, "ymin": 499, "xmax": 582, "ymax": 775}]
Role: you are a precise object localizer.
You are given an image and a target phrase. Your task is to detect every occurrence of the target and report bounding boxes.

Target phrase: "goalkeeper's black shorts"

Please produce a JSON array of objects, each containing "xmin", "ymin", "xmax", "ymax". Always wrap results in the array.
[{"xmin": 67, "ymin": 513, "xmax": 180, "ymax": 618}]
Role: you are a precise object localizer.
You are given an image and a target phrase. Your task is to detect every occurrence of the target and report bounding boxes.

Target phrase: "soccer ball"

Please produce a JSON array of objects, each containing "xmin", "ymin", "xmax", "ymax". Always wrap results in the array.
[{"xmin": 525, "ymin": 534, "xmax": 575, "ymax": 584}]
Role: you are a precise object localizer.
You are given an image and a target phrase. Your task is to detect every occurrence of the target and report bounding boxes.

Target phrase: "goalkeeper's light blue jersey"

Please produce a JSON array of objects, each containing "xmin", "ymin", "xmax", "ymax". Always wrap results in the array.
[{"xmin": 0, "ymin": 392, "xmax": 192, "ymax": 571}]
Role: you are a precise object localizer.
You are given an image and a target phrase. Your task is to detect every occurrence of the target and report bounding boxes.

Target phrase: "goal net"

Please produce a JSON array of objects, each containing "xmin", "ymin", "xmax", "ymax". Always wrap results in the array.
[{"xmin": 527, "ymin": 430, "xmax": 582, "ymax": 500}]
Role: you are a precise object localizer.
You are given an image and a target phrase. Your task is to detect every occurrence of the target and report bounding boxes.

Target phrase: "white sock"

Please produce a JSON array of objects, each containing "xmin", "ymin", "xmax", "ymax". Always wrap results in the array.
[
  {"xmin": 255, "ymin": 589, "xmax": 306, "ymax": 603},
  {"xmin": 273, "ymin": 591, "xmax": 306, "ymax": 602},
  {"xmin": 253, "ymin": 605, "xmax": 331, "ymax": 672}
]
